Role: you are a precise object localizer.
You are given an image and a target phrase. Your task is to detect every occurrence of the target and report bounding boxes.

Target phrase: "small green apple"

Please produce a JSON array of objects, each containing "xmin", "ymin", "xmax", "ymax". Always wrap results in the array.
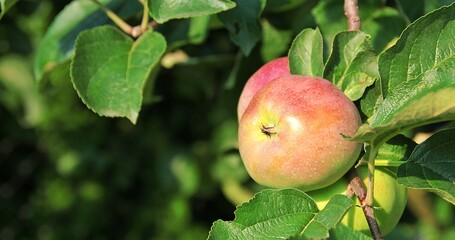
[
  {"xmin": 307, "ymin": 166, "xmax": 408, "ymax": 236},
  {"xmin": 237, "ymin": 57, "xmax": 290, "ymax": 121},
  {"xmin": 238, "ymin": 75, "xmax": 361, "ymax": 191}
]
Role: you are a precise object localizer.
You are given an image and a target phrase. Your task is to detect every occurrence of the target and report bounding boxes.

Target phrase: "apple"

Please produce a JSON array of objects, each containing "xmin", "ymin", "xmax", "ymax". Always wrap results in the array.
[
  {"xmin": 307, "ymin": 166, "xmax": 408, "ymax": 236},
  {"xmin": 238, "ymin": 75, "xmax": 361, "ymax": 191},
  {"xmin": 237, "ymin": 57, "xmax": 291, "ymax": 121}
]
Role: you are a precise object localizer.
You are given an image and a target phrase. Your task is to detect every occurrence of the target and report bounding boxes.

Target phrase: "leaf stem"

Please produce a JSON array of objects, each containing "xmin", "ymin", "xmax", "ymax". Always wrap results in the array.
[
  {"xmin": 130, "ymin": 0, "xmax": 151, "ymax": 37},
  {"xmin": 375, "ymin": 159, "xmax": 406, "ymax": 167},
  {"xmin": 366, "ymin": 145, "xmax": 378, "ymax": 207},
  {"xmin": 91, "ymin": 0, "xmax": 133, "ymax": 35},
  {"xmin": 141, "ymin": 1, "xmax": 150, "ymax": 33}
]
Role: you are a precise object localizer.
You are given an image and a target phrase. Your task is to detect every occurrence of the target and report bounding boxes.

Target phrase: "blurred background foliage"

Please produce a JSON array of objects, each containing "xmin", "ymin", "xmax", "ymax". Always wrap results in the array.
[{"xmin": 1, "ymin": 0, "xmax": 454, "ymax": 239}]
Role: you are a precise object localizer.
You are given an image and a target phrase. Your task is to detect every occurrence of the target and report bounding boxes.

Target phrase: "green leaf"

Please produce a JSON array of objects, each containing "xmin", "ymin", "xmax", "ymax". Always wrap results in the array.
[
  {"xmin": 0, "ymin": 0, "xmax": 18, "ymax": 19},
  {"xmin": 394, "ymin": 0, "xmax": 424, "ymax": 24},
  {"xmin": 353, "ymin": 3, "xmax": 455, "ymax": 143},
  {"xmin": 70, "ymin": 26, "xmax": 166, "ymax": 124},
  {"xmin": 34, "ymin": 0, "xmax": 142, "ymax": 81},
  {"xmin": 148, "ymin": 0, "xmax": 235, "ymax": 23},
  {"xmin": 288, "ymin": 28, "xmax": 324, "ymax": 77},
  {"xmin": 302, "ymin": 195, "xmax": 354, "ymax": 239},
  {"xmin": 323, "ymin": 31, "xmax": 379, "ymax": 101},
  {"xmin": 425, "ymin": 0, "xmax": 455, "ymax": 13},
  {"xmin": 218, "ymin": 0, "xmax": 263, "ymax": 56},
  {"xmin": 361, "ymin": 7, "xmax": 406, "ymax": 51},
  {"xmin": 188, "ymin": 15, "xmax": 211, "ymax": 45},
  {"xmin": 330, "ymin": 225, "xmax": 373, "ymax": 240},
  {"xmin": 208, "ymin": 189, "xmax": 318, "ymax": 239},
  {"xmin": 261, "ymin": 20, "xmax": 292, "ymax": 62},
  {"xmin": 208, "ymin": 189, "xmax": 353, "ymax": 239},
  {"xmin": 376, "ymin": 134, "xmax": 417, "ymax": 164},
  {"xmin": 359, "ymin": 79, "xmax": 383, "ymax": 119},
  {"xmin": 397, "ymin": 128, "xmax": 455, "ymax": 204}
]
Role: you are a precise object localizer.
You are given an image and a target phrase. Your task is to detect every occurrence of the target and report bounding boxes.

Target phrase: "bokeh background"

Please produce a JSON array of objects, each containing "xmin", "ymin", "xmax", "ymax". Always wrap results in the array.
[{"xmin": 1, "ymin": 0, "xmax": 454, "ymax": 239}]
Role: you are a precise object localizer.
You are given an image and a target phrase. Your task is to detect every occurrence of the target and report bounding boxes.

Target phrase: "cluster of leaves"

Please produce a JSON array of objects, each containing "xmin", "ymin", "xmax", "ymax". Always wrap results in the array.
[
  {"xmin": 210, "ymin": 1, "xmax": 455, "ymax": 239},
  {"xmin": 1, "ymin": 0, "xmax": 454, "ymax": 239}
]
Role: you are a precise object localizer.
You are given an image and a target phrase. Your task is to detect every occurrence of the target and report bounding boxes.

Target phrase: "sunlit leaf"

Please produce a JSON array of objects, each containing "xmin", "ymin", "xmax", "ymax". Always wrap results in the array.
[
  {"xmin": 148, "ymin": 0, "xmax": 235, "ymax": 23},
  {"xmin": 288, "ymin": 28, "xmax": 324, "ymax": 77},
  {"xmin": 353, "ymin": 3, "xmax": 455, "ymax": 143},
  {"xmin": 302, "ymin": 194, "xmax": 354, "ymax": 238},
  {"xmin": 71, "ymin": 26, "xmax": 166, "ymax": 124},
  {"xmin": 323, "ymin": 31, "xmax": 379, "ymax": 101},
  {"xmin": 0, "ymin": 0, "xmax": 19, "ymax": 19},
  {"xmin": 208, "ymin": 189, "xmax": 353, "ymax": 239},
  {"xmin": 330, "ymin": 224, "xmax": 373, "ymax": 240}
]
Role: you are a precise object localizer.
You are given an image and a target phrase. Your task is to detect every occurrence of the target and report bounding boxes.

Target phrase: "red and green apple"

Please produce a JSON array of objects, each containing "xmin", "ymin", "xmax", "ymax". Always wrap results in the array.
[{"xmin": 238, "ymin": 75, "xmax": 361, "ymax": 191}]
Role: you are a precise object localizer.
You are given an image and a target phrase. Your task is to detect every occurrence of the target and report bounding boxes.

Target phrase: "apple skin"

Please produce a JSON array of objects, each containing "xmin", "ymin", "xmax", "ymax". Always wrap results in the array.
[
  {"xmin": 238, "ymin": 75, "xmax": 361, "ymax": 191},
  {"xmin": 237, "ymin": 57, "xmax": 291, "ymax": 121},
  {"xmin": 307, "ymin": 166, "xmax": 408, "ymax": 236}
]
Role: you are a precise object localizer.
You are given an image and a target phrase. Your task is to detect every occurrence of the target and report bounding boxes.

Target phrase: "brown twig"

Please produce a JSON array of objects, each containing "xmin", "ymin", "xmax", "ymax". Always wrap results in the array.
[
  {"xmin": 344, "ymin": 0, "xmax": 361, "ymax": 31},
  {"xmin": 347, "ymin": 169, "xmax": 383, "ymax": 240}
]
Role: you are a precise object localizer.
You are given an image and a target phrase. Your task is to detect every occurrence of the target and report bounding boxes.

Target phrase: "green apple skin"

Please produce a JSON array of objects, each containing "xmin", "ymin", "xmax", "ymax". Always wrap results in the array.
[
  {"xmin": 237, "ymin": 57, "xmax": 290, "ymax": 121},
  {"xmin": 307, "ymin": 166, "xmax": 408, "ymax": 236},
  {"xmin": 238, "ymin": 75, "xmax": 361, "ymax": 191}
]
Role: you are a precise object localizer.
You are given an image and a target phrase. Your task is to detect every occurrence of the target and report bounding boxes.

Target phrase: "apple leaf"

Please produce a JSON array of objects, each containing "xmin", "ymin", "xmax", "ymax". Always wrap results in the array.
[
  {"xmin": 207, "ymin": 189, "xmax": 353, "ymax": 239},
  {"xmin": 34, "ymin": 0, "xmax": 142, "ymax": 81},
  {"xmin": 148, "ymin": 0, "xmax": 235, "ymax": 23},
  {"xmin": 361, "ymin": 7, "xmax": 405, "ymax": 51},
  {"xmin": 397, "ymin": 128, "xmax": 455, "ymax": 205},
  {"xmin": 323, "ymin": 31, "xmax": 379, "ymax": 101},
  {"xmin": 352, "ymin": 3, "xmax": 455, "ymax": 143},
  {"xmin": 330, "ymin": 225, "xmax": 373, "ymax": 240},
  {"xmin": 0, "ymin": 0, "xmax": 19, "ymax": 20},
  {"xmin": 376, "ymin": 134, "xmax": 417, "ymax": 164},
  {"xmin": 302, "ymin": 194, "xmax": 354, "ymax": 239},
  {"xmin": 261, "ymin": 19, "xmax": 292, "ymax": 62},
  {"xmin": 188, "ymin": 16, "xmax": 211, "ymax": 45},
  {"xmin": 70, "ymin": 26, "xmax": 166, "ymax": 124},
  {"xmin": 359, "ymin": 80, "xmax": 383, "ymax": 119},
  {"xmin": 288, "ymin": 28, "xmax": 324, "ymax": 77},
  {"xmin": 218, "ymin": 0, "xmax": 263, "ymax": 56}
]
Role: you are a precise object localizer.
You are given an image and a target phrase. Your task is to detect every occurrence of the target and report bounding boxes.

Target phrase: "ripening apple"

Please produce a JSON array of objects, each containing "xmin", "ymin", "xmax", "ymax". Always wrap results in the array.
[
  {"xmin": 307, "ymin": 166, "xmax": 408, "ymax": 236},
  {"xmin": 238, "ymin": 75, "xmax": 361, "ymax": 191},
  {"xmin": 237, "ymin": 57, "xmax": 291, "ymax": 121}
]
